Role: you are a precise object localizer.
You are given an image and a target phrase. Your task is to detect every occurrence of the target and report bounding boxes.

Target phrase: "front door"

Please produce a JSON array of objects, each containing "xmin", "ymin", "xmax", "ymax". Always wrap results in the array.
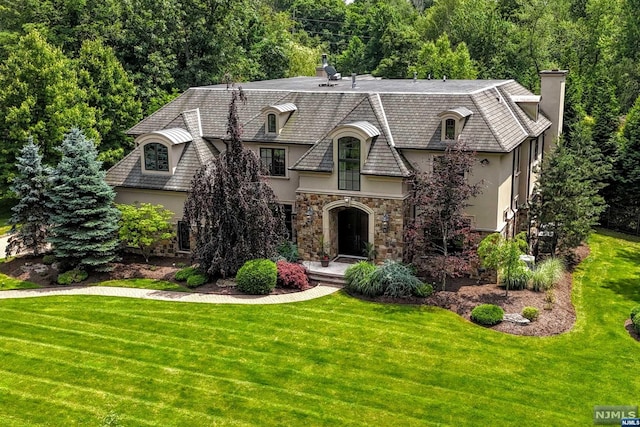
[{"xmin": 338, "ymin": 208, "xmax": 368, "ymax": 256}]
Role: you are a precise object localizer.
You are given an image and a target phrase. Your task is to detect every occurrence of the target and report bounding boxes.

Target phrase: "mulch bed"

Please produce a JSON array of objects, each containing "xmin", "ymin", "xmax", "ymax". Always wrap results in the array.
[
  {"xmin": 1, "ymin": 245, "xmax": 595, "ymax": 337},
  {"xmin": 353, "ymin": 244, "xmax": 591, "ymax": 337},
  {"xmin": 0, "ymin": 254, "xmax": 310, "ymax": 295}
]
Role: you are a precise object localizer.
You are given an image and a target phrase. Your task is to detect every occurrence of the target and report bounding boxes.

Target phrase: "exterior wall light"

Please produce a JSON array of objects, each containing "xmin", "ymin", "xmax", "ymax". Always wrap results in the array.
[
  {"xmin": 305, "ymin": 206, "xmax": 314, "ymax": 225},
  {"xmin": 382, "ymin": 212, "xmax": 390, "ymax": 233}
]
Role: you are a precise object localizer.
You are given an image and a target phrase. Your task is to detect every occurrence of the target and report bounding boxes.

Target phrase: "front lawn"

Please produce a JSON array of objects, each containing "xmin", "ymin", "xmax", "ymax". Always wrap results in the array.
[
  {"xmin": 0, "ymin": 231, "xmax": 637, "ymax": 425},
  {"xmin": 98, "ymin": 278, "xmax": 190, "ymax": 292}
]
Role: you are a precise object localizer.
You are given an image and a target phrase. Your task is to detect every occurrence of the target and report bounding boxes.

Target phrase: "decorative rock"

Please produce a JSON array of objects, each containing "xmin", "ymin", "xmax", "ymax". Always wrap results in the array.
[
  {"xmin": 503, "ymin": 313, "xmax": 531, "ymax": 324},
  {"xmin": 21, "ymin": 263, "xmax": 49, "ymax": 275}
]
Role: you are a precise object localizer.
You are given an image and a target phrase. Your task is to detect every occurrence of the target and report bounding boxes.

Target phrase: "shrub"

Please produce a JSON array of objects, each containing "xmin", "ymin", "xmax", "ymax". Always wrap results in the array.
[
  {"xmin": 175, "ymin": 266, "xmax": 199, "ymax": 282},
  {"xmin": 530, "ymin": 258, "xmax": 565, "ymax": 291},
  {"xmin": 471, "ymin": 304, "xmax": 504, "ymax": 326},
  {"xmin": 236, "ymin": 259, "xmax": 277, "ymax": 295},
  {"xmin": 371, "ymin": 260, "xmax": 423, "ymax": 298},
  {"xmin": 413, "ymin": 283, "xmax": 434, "ymax": 298},
  {"xmin": 276, "ymin": 241, "xmax": 299, "ymax": 263},
  {"xmin": 501, "ymin": 265, "xmax": 531, "ymax": 290},
  {"xmin": 57, "ymin": 269, "xmax": 88, "ymax": 285},
  {"xmin": 42, "ymin": 254, "xmax": 56, "ymax": 265},
  {"xmin": 522, "ymin": 306, "xmax": 540, "ymax": 321},
  {"xmin": 633, "ymin": 315, "xmax": 640, "ymax": 335},
  {"xmin": 630, "ymin": 305, "xmax": 640, "ymax": 321},
  {"xmin": 345, "ymin": 261, "xmax": 380, "ymax": 296},
  {"xmin": 276, "ymin": 260, "xmax": 310, "ymax": 290},
  {"xmin": 186, "ymin": 273, "xmax": 207, "ymax": 288}
]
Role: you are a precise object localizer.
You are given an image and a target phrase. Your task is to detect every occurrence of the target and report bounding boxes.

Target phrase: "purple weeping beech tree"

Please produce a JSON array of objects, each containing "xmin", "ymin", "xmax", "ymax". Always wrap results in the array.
[
  {"xmin": 404, "ymin": 139, "xmax": 484, "ymax": 290},
  {"xmin": 183, "ymin": 88, "xmax": 286, "ymax": 278}
]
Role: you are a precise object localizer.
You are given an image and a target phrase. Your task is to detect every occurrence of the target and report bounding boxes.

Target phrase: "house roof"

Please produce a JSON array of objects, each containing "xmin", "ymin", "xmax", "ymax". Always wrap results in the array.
[
  {"xmin": 113, "ymin": 76, "xmax": 551, "ymax": 189},
  {"xmin": 106, "ymin": 109, "xmax": 218, "ymax": 192}
]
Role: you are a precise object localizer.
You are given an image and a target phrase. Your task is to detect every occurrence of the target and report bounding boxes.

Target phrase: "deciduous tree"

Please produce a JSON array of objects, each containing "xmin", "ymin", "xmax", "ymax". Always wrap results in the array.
[
  {"xmin": 477, "ymin": 232, "xmax": 528, "ymax": 297},
  {"xmin": 0, "ymin": 29, "xmax": 97, "ymax": 197},
  {"xmin": 117, "ymin": 203, "xmax": 175, "ymax": 263},
  {"xmin": 183, "ymin": 89, "xmax": 286, "ymax": 278},
  {"xmin": 405, "ymin": 139, "xmax": 484, "ymax": 290},
  {"xmin": 47, "ymin": 128, "xmax": 120, "ymax": 272}
]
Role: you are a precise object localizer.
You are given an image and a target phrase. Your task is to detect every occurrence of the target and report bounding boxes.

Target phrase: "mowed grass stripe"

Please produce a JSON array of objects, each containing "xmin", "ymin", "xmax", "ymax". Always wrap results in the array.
[
  {"xmin": 0, "ymin": 334, "xmax": 436, "ymax": 426},
  {"xmin": 0, "ymin": 345, "xmax": 334, "ymax": 423},
  {"xmin": 0, "ymin": 383, "xmax": 154, "ymax": 426},
  {"xmin": 1, "ymin": 300, "xmax": 584, "ymax": 408},
  {"xmin": 1, "ymin": 312, "xmax": 577, "ymax": 426},
  {"xmin": 0, "ymin": 368, "xmax": 258, "ymax": 426},
  {"xmin": 5, "ymin": 296, "xmax": 526, "ymax": 364},
  {"xmin": 0, "ymin": 305, "xmax": 548, "ymax": 402},
  {"xmin": 0, "ymin": 305, "xmax": 511, "ymax": 378}
]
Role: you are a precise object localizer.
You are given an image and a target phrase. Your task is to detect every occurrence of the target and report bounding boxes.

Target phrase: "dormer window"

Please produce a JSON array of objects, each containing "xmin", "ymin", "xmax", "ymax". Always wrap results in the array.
[
  {"xmin": 511, "ymin": 95, "xmax": 541, "ymax": 121},
  {"xmin": 267, "ymin": 113, "xmax": 277, "ymax": 133},
  {"xmin": 262, "ymin": 103, "xmax": 297, "ymax": 135},
  {"xmin": 144, "ymin": 143, "xmax": 169, "ymax": 171},
  {"xmin": 445, "ymin": 119, "xmax": 456, "ymax": 140},
  {"xmin": 136, "ymin": 127, "xmax": 192, "ymax": 175},
  {"xmin": 438, "ymin": 107, "xmax": 473, "ymax": 142}
]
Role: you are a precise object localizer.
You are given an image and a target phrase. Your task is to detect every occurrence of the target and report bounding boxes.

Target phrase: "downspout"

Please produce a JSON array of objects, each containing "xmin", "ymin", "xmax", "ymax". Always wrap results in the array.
[
  {"xmin": 509, "ymin": 149, "xmax": 516, "ymax": 237},
  {"xmin": 527, "ymin": 138, "xmax": 533, "ymax": 199}
]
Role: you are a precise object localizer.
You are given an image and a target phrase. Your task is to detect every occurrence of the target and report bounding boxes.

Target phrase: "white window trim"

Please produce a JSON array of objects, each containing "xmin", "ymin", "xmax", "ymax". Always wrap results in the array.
[{"xmin": 141, "ymin": 141, "xmax": 172, "ymax": 175}]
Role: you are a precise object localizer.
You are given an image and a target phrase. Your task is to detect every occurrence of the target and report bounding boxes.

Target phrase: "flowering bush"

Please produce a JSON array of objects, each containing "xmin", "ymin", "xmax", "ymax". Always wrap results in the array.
[{"xmin": 276, "ymin": 260, "xmax": 310, "ymax": 290}]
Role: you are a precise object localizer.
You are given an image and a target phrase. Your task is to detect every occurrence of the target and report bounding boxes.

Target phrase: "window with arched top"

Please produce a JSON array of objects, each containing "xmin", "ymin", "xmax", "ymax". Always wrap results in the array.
[
  {"xmin": 338, "ymin": 136, "xmax": 360, "ymax": 191},
  {"xmin": 267, "ymin": 113, "xmax": 277, "ymax": 133},
  {"xmin": 445, "ymin": 118, "xmax": 456, "ymax": 140},
  {"xmin": 144, "ymin": 143, "xmax": 169, "ymax": 171}
]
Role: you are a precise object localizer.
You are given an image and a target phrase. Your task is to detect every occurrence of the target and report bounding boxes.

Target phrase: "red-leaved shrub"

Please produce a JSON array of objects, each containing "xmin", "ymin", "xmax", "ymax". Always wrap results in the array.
[{"xmin": 276, "ymin": 260, "xmax": 310, "ymax": 290}]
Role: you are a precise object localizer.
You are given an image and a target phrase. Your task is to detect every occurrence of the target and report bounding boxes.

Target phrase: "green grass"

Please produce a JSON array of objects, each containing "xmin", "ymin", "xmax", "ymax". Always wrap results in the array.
[
  {"xmin": 0, "ymin": 199, "xmax": 12, "ymax": 235},
  {"xmin": 0, "ymin": 272, "xmax": 39, "ymax": 290},
  {"xmin": 98, "ymin": 278, "xmax": 190, "ymax": 292},
  {"xmin": 0, "ymin": 231, "xmax": 637, "ymax": 426}
]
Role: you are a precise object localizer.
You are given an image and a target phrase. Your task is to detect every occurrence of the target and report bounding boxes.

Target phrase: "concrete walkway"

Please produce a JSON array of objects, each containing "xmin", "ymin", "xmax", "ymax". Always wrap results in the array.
[{"xmin": 0, "ymin": 283, "xmax": 343, "ymax": 304}]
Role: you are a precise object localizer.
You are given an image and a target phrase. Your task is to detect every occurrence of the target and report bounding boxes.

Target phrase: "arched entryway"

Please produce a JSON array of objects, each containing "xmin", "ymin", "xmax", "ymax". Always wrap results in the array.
[
  {"xmin": 337, "ymin": 208, "xmax": 369, "ymax": 256},
  {"xmin": 322, "ymin": 200, "xmax": 375, "ymax": 259}
]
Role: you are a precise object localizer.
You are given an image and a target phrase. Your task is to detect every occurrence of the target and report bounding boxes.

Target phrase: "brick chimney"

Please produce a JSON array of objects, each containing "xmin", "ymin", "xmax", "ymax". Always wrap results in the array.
[{"xmin": 539, "ymin": 69, "xmax": 568, "ymax": 151}]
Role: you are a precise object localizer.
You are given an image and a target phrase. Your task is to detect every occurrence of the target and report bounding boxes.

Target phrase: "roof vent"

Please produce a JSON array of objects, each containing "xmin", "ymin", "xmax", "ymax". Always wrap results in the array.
[
  {"xmin": 427, "ymin": 73, "xmax": 431, "ymax": 80},
  {"xmin": 443, "ymin": 75, "xmax": 447, "ymax": 82},
  {"xmin": 413, "ymin": 71, "xmax": 417, "ymax": 83},
  {"xmin": 351, "ymin": 73, "xmax": 357, "ymax": 89}
]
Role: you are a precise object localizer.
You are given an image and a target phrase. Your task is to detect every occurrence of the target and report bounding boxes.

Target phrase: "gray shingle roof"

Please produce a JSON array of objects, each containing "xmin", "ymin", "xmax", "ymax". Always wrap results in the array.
[
  {"xmin": 107, "ymin": 109, "xmax": 218, "ymax": 192},
  {"xmin": 114, "ymin": 76, "xmax": 551, "ymax": 188}
]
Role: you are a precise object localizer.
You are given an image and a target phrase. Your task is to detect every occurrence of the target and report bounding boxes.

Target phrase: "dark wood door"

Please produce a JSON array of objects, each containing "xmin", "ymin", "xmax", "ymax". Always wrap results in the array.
[{"xmin": 338, "ymin": 208, "xmax": 368, "ymax": 256}]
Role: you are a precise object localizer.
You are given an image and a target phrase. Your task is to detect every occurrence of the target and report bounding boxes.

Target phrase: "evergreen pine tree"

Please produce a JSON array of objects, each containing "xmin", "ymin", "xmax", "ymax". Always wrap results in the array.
[
  {"xmin": 47, "ymin": 128, "xmax": 121, "ymax": 271},
  {"xmin": 5, "ymin": 138, "xmax": 50, "ymax": 257},
  {"xmin": 615, "ymin": 95, "xmax": 640, "ymax": 207},
  {"xmin": 532, "ymin": 122, "xmax": 608, "ymax": 256},
  {"xmin": 184, "ymin": 89, "xmax": 286, "ymax": 278}
]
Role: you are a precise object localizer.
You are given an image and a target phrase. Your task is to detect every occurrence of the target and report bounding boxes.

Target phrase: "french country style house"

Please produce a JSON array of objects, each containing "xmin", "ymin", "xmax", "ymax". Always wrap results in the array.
[{"xmin": 106, "ymin": 69, "xmax": 567, "ymax": 262}]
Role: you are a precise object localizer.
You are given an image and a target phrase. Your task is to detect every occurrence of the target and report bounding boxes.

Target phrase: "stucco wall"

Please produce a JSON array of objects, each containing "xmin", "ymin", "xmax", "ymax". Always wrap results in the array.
[{"xmin": 114, "ymin": 188, "xmax": 187, "ymax": 220}]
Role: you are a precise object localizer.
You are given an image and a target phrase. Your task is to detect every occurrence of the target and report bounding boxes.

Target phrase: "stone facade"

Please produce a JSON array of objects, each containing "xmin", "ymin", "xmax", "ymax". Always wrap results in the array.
[{"xmin": 295, "ymin": 192, "xmax": 408, "ymax": 263}]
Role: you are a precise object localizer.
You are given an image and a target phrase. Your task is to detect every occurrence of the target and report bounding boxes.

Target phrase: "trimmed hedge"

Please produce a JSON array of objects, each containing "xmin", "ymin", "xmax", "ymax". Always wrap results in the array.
[
  {"xmin": 236, "ymin": 259, "xmax": 277, "ymax": 295},
  {"xmin": 471, "ymin": 304, "xmax": 504, "ymax": 326},
  {"xmin": 522, "ymin": 306, "xmax": 540, "ymax": 321},
  {"xmin": 276, "ymin": 260, "xmax": 309, "ymax": 290},
  {"xmin": 57, "ymin": 269, "xmax": 88, "ymax": 285}
]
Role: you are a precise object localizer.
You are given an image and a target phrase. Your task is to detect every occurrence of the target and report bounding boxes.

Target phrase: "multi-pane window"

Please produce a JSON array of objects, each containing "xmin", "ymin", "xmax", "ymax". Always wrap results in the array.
[
  {"xmin": 445, "ymin": 118, "xmax": 456, "ymax": 140},
  {"xmin": 514, "ymin": 146, "xmax": 521, "ymax": 174},
  {"xmin": 338, "ymin": 137, "xmax": 360, "ymax": 191},
  {"xmin": 144, "ymin": 143, "xmax": 169, "ymax": 171},
  {"xmin": 267, "ymin": 113, "xmax": 277, "ymax": 133},
  {"xmin": 260, "ymin": 148, "xmax": 286, "ymax": 177},
  {"xmin": 178, "ymin": 221, "xmax": 190, "ymax": 251}
]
